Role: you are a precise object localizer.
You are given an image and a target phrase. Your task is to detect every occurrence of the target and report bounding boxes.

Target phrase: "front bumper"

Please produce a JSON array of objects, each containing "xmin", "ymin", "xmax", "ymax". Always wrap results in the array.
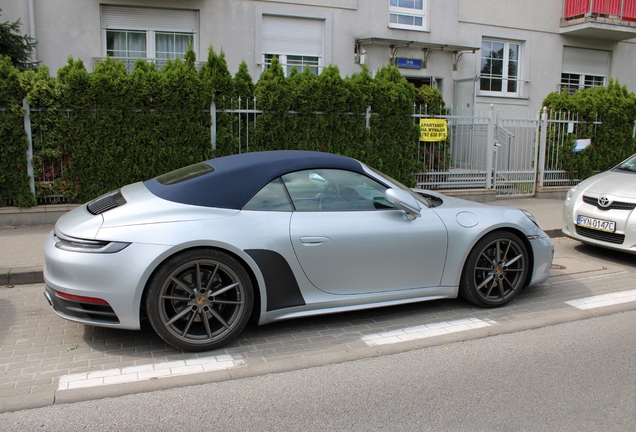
[
  {"xmin": 563, "ymin": 196, "xmax": 636, "ymax": 254},
  {"xmin": 527, "ymin": 234, "xmax": 554, "ymax": 287}
]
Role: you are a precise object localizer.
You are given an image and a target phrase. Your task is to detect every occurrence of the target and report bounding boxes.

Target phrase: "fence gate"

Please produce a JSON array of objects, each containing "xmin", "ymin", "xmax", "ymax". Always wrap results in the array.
[
  {"xmin": 492, "ymin": 110, "xmax": 540, "ymax": 197},
  {"xmin": 415, "ymin": 106, "xmax": 539, "ymax": 197}
]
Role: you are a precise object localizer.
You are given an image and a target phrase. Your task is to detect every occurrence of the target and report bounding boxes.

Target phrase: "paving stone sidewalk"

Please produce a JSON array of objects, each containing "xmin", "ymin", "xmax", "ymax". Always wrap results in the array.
[{"xmin": 2, "ymin": 237, "xmax": 636, "ymax": 413}]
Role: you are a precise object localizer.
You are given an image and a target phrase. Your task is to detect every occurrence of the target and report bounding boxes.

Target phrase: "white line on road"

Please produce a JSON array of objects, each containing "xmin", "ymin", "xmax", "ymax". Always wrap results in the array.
[
  {"xmin": 565, "ymin": 289, "xmax": 636, "ymax": 310},
  {"xmin": 57, "ymin": 355, "xmax": 245, "ymax": 391},
  {"xmin": 361, "ymin": 318, "xmax": 497, "ymax": 347}
]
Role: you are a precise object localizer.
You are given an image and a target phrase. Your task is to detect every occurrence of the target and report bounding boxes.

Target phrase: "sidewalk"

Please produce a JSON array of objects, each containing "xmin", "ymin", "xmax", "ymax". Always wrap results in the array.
[{"xmin": 0, "ymin": 197, "xmax": 566, "ymax": 286}]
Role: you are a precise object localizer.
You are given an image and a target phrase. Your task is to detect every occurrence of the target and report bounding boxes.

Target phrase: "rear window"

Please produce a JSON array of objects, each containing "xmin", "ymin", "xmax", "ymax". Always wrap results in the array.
[{"xmin": 155, "ymin": 163, "xmax": 215, "ymax": 185}]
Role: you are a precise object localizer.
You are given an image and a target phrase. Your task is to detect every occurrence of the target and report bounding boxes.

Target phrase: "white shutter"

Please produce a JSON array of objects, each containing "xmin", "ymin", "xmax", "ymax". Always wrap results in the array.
[
  {"xmin": 102, "ymin": 5, "xmax": 198, "ymax": 33},
  {"xmin": 562, "ymin": 47, "xmax": 610, "ymax": 76},
  {"xmin": 262, "ymin": 15, "xmax": 323, "ymax": 57}
]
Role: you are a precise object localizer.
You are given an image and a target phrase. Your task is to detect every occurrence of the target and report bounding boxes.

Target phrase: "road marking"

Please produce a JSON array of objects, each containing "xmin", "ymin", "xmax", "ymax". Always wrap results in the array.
[
  {"xmin": 57, "ymin": 355, "xmax": 245, "ymax": 391},
  {"xmin": 565, "ymin": 289, "xmax": 636, "ymax": 310},
  {"xmin": 361, "ymin": 318, "xmax": 497, "ymax": 347}
]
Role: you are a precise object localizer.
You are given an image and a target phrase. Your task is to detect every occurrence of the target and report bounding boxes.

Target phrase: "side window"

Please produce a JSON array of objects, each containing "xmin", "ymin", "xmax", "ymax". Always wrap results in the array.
[
  {"xmin": 243, "ymin": 178, "xmax": 293, "ymax": 211},
  {"xmin": 282, "ymin": 169, "xmax": 395, "ymax": 212}
]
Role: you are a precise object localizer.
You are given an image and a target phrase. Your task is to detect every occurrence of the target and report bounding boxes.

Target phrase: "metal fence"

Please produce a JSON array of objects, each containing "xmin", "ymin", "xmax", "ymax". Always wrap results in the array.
[
  {"xmin": 4, "ymin": 101, "xmax": 599, "ymax": 205},
  {"xmin": 414, "ymin": 105, "xmax": 599, "ymax": 197}
]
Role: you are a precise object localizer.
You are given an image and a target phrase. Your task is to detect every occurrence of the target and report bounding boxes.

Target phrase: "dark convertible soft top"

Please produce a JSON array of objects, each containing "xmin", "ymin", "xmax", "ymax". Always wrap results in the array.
[{"xmin": 144, "ymin": 150, "xmax": 365, "ymax": 209}]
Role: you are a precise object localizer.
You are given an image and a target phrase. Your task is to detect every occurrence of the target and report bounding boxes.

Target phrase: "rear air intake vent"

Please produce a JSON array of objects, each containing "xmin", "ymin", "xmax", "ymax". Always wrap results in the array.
[{"xmin": 87, "ymin": 190, "xmax": 127, "ymax": 215}]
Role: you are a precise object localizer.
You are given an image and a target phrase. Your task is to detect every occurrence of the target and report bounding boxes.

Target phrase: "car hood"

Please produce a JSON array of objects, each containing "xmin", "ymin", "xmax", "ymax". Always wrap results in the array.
[
  {"xmin": 577, "ymin": 170, "xmax": 636, "ymax": 199},
  {"xmin": 55, "ymin": 182, "xmax": 239, "ymax": 240}
]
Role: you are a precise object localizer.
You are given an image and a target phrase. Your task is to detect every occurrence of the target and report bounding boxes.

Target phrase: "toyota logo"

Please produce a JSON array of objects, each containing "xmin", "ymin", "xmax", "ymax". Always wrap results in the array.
[{"xmin": 598, "ymin": 196, "xmax": 611, "ymax": 208}]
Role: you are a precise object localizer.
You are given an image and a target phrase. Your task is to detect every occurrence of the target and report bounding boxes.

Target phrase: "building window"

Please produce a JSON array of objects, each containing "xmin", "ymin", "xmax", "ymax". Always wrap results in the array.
[
  {"xmin": 389, "ymin": 0, "xmax": 427, "ymax": 31},
  {"xmin": 479, "ymin": 40, "xmax": 521, "ymax": 97},
  {"xmin": 560, "ymin": 73, "xmax": 605, "ymax": 94},
  {"xmin": 262, "ymin": 15, "xmax": 324, "ymax": 77},
  {"xmin": 264, "ymin": 54, "xmax": 320, "ymax": 76},
  {"xmin": 560, "ymin": 47, "xmax": 610, "ymax": 94},
  {"xmin": 106, "ymin": 30, "xmax": 147, "ymax": 58},
  {"xmin": 155, "ymin": 32, "xmax": 194, "ymax": 60},
  {"xmin": 101, "ymin": 6, "xmax": 198, "ymax": 70}
]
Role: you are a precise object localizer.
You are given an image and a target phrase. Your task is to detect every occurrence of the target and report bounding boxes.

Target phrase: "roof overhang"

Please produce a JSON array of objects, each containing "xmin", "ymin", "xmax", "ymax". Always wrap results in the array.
[
  {"xmin": 356, "ymin": 38, "xmax": 480, "ymax": 53},
  {"xmin": 356, "ymin": 38, "xmax": 480, "ymax": 70}
]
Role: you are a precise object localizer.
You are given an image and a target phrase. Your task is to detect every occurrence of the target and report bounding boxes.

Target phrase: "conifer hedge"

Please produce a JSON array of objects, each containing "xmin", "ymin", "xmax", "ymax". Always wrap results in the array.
[
  {"xmin": 0, "ymin": 55, "xmax": 35, "ymax": 207},
  {"xmin": 542, "ymin": 80, "xmax": 636, "ymax": 179},
  {"xmin": 1, "ymin": 48, "xmax": 440, "ymax": 206}
]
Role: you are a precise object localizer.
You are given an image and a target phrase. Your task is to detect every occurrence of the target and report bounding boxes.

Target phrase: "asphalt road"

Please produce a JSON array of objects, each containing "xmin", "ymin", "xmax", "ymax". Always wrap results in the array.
[{"xmin": 1, "ymin": 309, "xmax": 635, "ymax": 431}]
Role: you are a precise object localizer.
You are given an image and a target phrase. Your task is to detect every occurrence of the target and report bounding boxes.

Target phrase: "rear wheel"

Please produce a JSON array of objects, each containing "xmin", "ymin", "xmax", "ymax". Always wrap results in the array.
[
  {"xmin": 459, "ymin": 231, "xmax": 528, "ymax": 308},
  {"xmin": 146, "ymin": 249, "xmax": 253, "ymax": 351}
]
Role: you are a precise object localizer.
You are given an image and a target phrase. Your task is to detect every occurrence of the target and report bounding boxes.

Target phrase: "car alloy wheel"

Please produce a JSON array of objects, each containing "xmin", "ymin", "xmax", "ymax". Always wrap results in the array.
[
  {"xmin": 147, "ymin": 249, "xmax": 253, "ymax": 351},
  {"xmin": 460, "ymin": 231, "xmax": 528, "ymax": 308}
]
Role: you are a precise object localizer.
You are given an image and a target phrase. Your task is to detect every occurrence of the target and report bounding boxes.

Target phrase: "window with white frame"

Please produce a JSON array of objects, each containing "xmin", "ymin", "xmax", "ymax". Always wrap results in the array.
[
  {"xmin": 560, "ymin": 73, "xmax": 605, "ymax": 94},
  {"xmin": 389, "ymin": 0, "xmax": 427, "ymax": 31},
  {"xmin": 479, "ymin": 39, "xmax": 521, "ymax": 97},
  {"xmin": 560, "ymin": 47, "xmax": 609, "ymax": 94},
  {"xmin": 262, "ymin": 15, "xmax": 324, "ymax": 77},
  {"xmin": 263, "ymin": 54, "xmax": 320, "ymax": 76},
  {"xmin": 101, "ymin": 6, "xmax": 198, "ymax": 69}
]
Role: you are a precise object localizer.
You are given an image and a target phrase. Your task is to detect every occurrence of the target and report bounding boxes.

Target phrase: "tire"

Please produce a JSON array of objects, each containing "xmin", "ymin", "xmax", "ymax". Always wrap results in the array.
[
  {"xmin": 459, "ymin": 231, "xmax": 529, "ymax": 308},
  {"xmin": 146, "ymin": 249, "xmax": 253, "ymax": 351}
]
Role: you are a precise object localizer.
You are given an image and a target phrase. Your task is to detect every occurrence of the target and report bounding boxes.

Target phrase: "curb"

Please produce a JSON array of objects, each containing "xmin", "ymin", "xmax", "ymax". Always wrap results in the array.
[
  {"xmin": 543, "ymin": 229, "xmax": 563, "ymax": 239},
  {"xmin": 0, "ymin": 268, "xmax": 44, "ymax": 286}
]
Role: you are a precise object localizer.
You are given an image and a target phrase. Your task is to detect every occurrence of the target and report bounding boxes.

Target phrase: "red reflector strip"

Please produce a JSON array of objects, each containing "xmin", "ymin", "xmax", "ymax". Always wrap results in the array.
[{"xmin": 55, "ymin": 291, "xmax": 109, "ymax": 305}]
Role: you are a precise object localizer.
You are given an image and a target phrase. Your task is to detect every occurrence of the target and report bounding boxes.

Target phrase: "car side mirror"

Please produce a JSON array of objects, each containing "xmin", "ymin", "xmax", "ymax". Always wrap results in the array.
[
  {"xmin": 309, "ymin": 172, "xmax": 328, "ymax": 188},
  {"xmin": 385, "ymin": 189, "xmax": 421, "ymax": 220}
]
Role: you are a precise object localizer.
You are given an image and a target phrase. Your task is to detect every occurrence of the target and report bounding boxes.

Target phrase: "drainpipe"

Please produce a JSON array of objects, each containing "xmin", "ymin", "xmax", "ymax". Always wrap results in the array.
[{"xmin": 28, "ymin": 0, "xmax": 38, "ymax": 63}]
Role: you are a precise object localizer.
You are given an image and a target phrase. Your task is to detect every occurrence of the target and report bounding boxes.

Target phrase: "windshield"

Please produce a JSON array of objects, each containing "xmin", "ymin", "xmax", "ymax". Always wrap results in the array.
[{"xmin": 614, "ymin": 154, "xmax": 636, "ymax": 173}]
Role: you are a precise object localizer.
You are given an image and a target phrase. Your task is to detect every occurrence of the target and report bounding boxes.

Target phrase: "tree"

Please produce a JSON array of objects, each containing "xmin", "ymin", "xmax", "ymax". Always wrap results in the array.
[{"xmin": 0, "ymin": 9, "xmax": 38, "ymax": 70}]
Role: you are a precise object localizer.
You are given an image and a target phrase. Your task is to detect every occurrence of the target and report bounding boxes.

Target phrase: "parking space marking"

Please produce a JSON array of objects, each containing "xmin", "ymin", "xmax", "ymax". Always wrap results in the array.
[
  {"xmin": 361, "ymin": 318, "xmax": 497, "ymax": 346},
  {"xmin": 57, "ymin": 355, "xmax": 245, "ymax": 391},
  {"xmin": 565, "ymin": 289, "xmax": 636, "ymax": 310}
]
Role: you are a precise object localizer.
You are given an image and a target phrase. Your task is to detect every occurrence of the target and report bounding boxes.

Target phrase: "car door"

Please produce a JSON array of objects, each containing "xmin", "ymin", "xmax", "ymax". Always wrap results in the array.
[{"xmin": 284, "ymin": 169, "xmax": 448, "ymax": 295}]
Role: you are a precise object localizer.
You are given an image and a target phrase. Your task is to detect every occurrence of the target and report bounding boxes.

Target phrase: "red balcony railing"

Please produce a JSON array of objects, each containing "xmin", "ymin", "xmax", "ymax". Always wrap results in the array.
[{"xmin": 564, "ymin": 0, "xmax": 636, "ymax": 21}]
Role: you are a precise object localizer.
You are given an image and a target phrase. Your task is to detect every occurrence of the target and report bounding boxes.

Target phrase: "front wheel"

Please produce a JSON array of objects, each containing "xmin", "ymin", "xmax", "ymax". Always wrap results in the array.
[
  {"xmin": 459, "ymin": 231, "xmax": 529, "ymax": 308},
  {"xmin": 146, "ymin": 249, "xmax": 253, "ymax": 351}
]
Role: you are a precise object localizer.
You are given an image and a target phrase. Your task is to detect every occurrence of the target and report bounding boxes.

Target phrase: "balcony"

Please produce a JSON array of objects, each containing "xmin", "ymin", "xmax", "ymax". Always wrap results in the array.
[{"xmin": 561, "ymin": 0, "xmax": 636, "ymax": 40}]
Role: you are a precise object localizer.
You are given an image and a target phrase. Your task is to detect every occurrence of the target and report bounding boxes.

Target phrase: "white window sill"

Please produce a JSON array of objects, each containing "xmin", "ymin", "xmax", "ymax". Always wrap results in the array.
[
  {"xmin": 477, "ymin": 94, "xmax": 529, "ymax": 101},
  {"xmin": 388, "ymin": 24, "xmax": 429, "ymax": 32}
]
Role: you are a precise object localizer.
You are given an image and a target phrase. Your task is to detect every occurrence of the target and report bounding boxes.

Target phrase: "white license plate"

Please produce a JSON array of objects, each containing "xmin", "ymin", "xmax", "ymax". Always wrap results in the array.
[{"xmin": 577, "ymin": 215, "xmax": 616, "ymax": 233}]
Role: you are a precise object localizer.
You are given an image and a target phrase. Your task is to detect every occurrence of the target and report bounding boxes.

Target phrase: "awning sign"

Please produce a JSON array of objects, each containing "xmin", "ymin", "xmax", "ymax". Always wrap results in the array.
[{"xmin": 419, "ymin": 119, "xmax": 448, "ymax": 142}]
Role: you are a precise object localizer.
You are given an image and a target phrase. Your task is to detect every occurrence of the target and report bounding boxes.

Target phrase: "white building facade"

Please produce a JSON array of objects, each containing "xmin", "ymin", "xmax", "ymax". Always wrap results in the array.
[{"xmin": 4, "ymin": 0, "xmax": 636, "ymax": 114}]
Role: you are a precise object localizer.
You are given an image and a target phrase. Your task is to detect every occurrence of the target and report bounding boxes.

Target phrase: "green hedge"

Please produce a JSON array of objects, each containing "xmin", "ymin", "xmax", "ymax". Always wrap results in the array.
[
  {"xmin": 0, "ymin": 55, "xmax": 36, "ymax": 207},
  {"xmin": 543, "ymin": 80, "xmax": 636, "ymax": 179},
  {"xmin": 1, "ymin": 49, "xmax": 443, "ymax": 206}
]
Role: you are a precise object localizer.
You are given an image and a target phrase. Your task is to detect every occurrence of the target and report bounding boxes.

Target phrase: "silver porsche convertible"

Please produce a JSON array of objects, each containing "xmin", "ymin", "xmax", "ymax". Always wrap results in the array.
[
  {"xmin": 563, "ymin": 152, "xmax": 636, "ymax": 254},
  {"xmin": 44, "ymin": 151, "xmax": 553, "ymax": 351}
]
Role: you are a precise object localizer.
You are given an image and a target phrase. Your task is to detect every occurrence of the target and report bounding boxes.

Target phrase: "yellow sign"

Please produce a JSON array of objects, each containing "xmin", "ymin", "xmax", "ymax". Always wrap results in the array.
[{"xmin": 419, "ymin": 119, "xmax": 448, "ymax": 142}]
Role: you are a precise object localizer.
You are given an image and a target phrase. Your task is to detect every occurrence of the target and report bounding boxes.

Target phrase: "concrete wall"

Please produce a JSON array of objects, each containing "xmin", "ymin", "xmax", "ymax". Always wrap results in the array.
[{"xmin": 3, "ymin": 0, "xmax": 636, "ymax": 114}]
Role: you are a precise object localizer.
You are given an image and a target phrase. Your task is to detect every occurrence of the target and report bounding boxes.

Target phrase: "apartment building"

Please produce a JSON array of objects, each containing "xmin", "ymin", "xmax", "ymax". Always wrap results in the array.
[{"xmin": 4, "ymin": 0, "xmax": 636, "ymax": 114}]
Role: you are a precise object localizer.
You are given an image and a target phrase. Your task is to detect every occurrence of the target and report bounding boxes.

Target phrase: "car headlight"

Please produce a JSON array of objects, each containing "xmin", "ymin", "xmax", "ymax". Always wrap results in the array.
[
  {"xmin": 565, "ymin": 185, "xmax": 578, "ymax": 204},
  {"xmin": 54, "ymin": 228, "xmax": 130, "ymax": 254},
  {"xmin": 521, "ymin": 209, "xmax": 541, "ymax": 229}
]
